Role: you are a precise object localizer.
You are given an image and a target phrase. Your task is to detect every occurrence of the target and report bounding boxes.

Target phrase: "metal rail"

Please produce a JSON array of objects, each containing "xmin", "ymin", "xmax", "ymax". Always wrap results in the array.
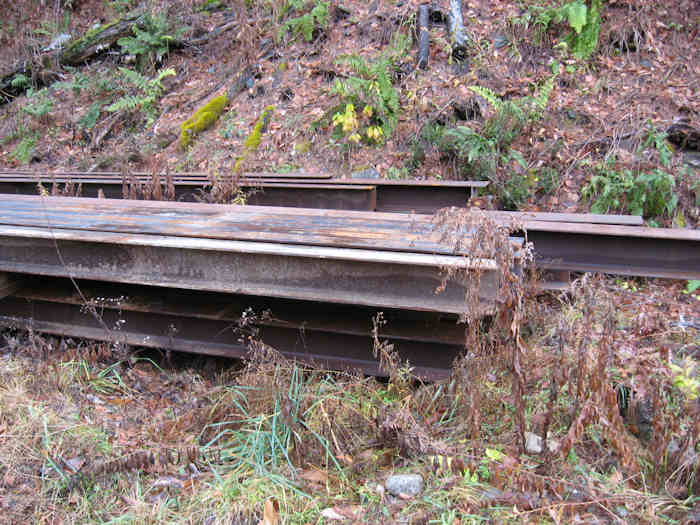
[
  {"xmin": 0, "ymin": 185, "xmax": 696, "ymax": 376},
  {"xmin": 0, "ymin": 196, "xmax": 507, "ymax": 314},
  {"xmin": 0, "ymin": 277, "xmax": 465, "ymax": 378},
  {"xmin": 0, "ymin": 170, "xmax": 489, "ymax": 214}
]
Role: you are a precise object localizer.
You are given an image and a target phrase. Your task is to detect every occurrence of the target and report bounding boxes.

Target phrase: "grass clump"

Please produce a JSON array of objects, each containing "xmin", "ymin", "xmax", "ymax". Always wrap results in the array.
[{"xmin": 180, "ymin": 95, "xmax": 229, "ymax": 150}]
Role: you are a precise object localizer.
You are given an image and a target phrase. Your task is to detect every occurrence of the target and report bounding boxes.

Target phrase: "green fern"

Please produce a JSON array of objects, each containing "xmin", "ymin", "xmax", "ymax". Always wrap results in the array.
[
  {"xmin": 468, "ymin": 86, "xmax": 503, "ymax": 111},
  {"xmin": 533, "ymin": 75, "xmax": 555, "ymax": 112},
  {"xmin": 331, "ymin": 34, "xmax": 409, "ymax": 140},
  {"xmin": 9, "ymin": 132, "xmax": 39, "ymax": 165},
  {"xmin": 117, "ymin": 13, "xmax": 185, "ymax": 71},
  {"xmin": 277, "ymin": 1, "xmax": 329, "ymax": 43},
  {"xmin": 513, "ymin": 0, "xmax": 602, "ymax": 60},
  {"xmin": 106, "ymin": 67, "xmax": 175, "ymax": 126},
  {"xmin": 568, "ymin": 0, "xmax": 601, "ymax": 60}
]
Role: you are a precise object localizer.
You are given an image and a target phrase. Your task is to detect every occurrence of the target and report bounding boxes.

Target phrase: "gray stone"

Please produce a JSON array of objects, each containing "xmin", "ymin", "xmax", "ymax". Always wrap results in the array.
[
  {"xmin": 525, "ymin": 432, "xmax": 560, "ymax": 454},
  {"xmin": 525, "ymin": 431, "xmax": 543, "ymax": 454},
  {"xmin": 351, "ymin": 168, "xmax": 380, "ymax": 179},
  {"xmin": 492, "ymin": 33, "xmax": 510, "ymax": 50},
  {"xmin": 384, "ymin": 473, "xmax": 424, "ymax": 497}
]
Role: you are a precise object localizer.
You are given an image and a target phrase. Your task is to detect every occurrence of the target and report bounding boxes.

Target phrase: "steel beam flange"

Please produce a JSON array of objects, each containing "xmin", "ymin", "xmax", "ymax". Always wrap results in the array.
[{"xmin": 0, "ymin": 226, "xmax": 500, "ymax": 315}]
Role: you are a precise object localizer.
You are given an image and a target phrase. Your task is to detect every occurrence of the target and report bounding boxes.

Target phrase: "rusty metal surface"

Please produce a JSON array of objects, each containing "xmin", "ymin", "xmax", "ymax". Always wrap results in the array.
[
  {"xmin": 0, "ymin": 227, "xmax": 498, "ymax": 314},
  {"xmin": 0, "ymin": 172, "xmax": 484, "ymax": 212},
  {"xmin": 245, "ymin": 184, "xmax": 378, "ymax": 211},
  {"xmin": 528, "ymin": 228, "xmax": 700, "ymax": 280},
  {"xmin": 0, "ymin": 293, "xmax": 459, "ymax": 378},
  {"xmin": 0, "ymin": 195, "xmax": 493, "ymax": 255},
  {"xmin": 14, "ymin": 277, "xmax": 468, "ymax": 345}
]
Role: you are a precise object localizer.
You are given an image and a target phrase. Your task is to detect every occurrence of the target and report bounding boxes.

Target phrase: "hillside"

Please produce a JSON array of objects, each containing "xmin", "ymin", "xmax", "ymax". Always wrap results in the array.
[
  {"xmin": 0, "ymin": 1, "xmax": 698, "ymax": 524},
  {"xmin": 0, "ymin": 0, "xmax": 698, "ymax": 223}
]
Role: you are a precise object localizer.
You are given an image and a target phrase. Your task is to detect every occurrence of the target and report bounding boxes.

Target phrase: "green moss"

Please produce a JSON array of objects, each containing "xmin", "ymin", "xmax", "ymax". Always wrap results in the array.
[
  {"xmin": 63, "ymin": 19, "xmax": 121, "ymax": 55},
  {"xmin": 234, "ymin": 105, "xmax": 274, "ymax": 173},
  {"xmin": 179, "ymin": 95, "xmax": 228, "ymax": 149}
]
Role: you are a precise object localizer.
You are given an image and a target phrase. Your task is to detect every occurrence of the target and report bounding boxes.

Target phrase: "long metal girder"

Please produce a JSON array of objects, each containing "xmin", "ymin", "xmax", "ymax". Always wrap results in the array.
[
  {"xmin": 0, "ymin": 196, "xmax": 507, "ymax": 315},
  {"xmin": 526, "ymin": 221, "xmax": 700, "ymax": 280},
  {"xmin": 0, "ymin": 226, "xmax": 497, "ymax": 314},
  {"xmin": 0, "ymin": 278, "xmax": 466, "ymax": 378},
  {"xmin": 0, "ymin": 171, "xmax": 489, "ymax": 213}
]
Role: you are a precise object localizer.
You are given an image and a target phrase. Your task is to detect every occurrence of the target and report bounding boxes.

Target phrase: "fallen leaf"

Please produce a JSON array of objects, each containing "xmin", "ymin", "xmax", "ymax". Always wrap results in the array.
[
  {"xmin": 320, "ymin": 508, "xmax": 345, "ymax": 521},
  {"xmin": 299, "ymin": 468, "xmax": 328, "ymax": 485},
  {"xmin": 259, "ymin": 498, "xmax": 279, "ymax": 525}
]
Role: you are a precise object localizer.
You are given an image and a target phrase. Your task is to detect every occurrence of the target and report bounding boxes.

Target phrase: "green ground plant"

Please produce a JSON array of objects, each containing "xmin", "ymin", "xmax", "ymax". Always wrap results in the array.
[
  {"xmin": 277, "ymin": 0, "xmax": 329, "ymax": 43},
  {"xmin": 326, "ymin": 34, "xmax": 410, "ymax": 149},
  {"xmin": 420, "ymin": 77, "xmax": 555, "ymax": 209},
  {"xmin": 512, "ymin": 0, "xmax": 602, "ymax": 60},
  {"xmin": 8, "ymin": 132, "xmax": 39, "ymax": 164},
  {"xmin": 21, "ymin": 87, "xmax": 54, "ymax": 120},
  {"xmin": 582, "ymin": 125, "xmax": 680, "ymax": 220},
  {"xmin": 582, "ymin": 161, "xmax": 678, "ymax": 219},
  {"xmin": 117, "ymin": 12, "xmax": 186, "ymax": 71},
  {"xmin": 106, "ymin": 67, "xmax": 175, "ymax": 126}
]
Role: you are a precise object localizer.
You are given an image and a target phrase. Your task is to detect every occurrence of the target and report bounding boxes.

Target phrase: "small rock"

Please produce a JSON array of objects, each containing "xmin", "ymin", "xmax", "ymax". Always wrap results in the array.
[
  {"xmin": 384, "ymin": 473, "xmax": 424, "ymax": 497},
  {"xmin": 320, "ymin": 508, "xmax": 346, "ymax": 521},
  {"xmin": 44, "ymin": 33, "xmax": 71, "ymax": 52},
  {"xmin": 350, "ymin": 167, "xmax": 380, "ymax": 179},
  {"xmin": 525, "ymin": 432, "xmax": 560, "ymax": 454},
  {"xmin": 525, "ymin": 432, "xmax": 543, "ymax": 454},
  {"xmin": 492, "ymin": 33, "xmax": 510, "ymax": 50}
]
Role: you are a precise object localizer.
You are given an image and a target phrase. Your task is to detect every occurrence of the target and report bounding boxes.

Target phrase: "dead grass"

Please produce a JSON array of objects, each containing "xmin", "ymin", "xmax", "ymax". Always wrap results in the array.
[{"xmin": 1, "ymin": 276, "xmax": 697, "ymax": 524}]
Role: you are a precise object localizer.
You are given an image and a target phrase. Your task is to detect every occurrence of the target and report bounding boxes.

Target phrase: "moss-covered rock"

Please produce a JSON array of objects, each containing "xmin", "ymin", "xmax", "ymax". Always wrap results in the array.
[
  {"xmin": 234, "ymin": 105, "xmax": 274, "ymax": 173},
  {"xmin": 179, "ymin": 95, "xmax": 228, "ymax": 149}
]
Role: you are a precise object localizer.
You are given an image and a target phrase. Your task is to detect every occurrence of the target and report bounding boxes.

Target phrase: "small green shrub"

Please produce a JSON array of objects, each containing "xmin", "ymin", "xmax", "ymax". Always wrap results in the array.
[
  {"xmin": 10, "ymin": 74, "xmax": 30, "ymax": 90},
  {"xmin": 22, "ymin": 88, "xmax": 54, "ymax": 120},
  {"xmin": 106, "ymin": 67, "xmax": 175, "ymax": 126},
  {"xmin": 118, "ymin": 13, "xmax": 186, "ymax": 71},
  {"xmin": 327, "ymin": 34, "xmax": 410, "ymax": 147},
  {"xmin": 277, "ymin": 0, "xmax": 329, "ymax": 43},
  {"xmin": 582, "ymin": 161, "xmax": 678, "ymax": 218},
  {"xmin": 426, "ymin": 77, "xmax": 555, "ymax": 209},
  {"xmin": 512, "ymin": 0, "xmax": 602, "ymax": 60},
  {"xmin": 9, "ymin": 132, "xmax": 40, "ymax": 165},
  {"xmin": 180, "ymin": 95, "xmax": 228, "ymax": 149},
  {"xmin": 79, "ymin": 101, "xmax": 103, "ymax": 131}
]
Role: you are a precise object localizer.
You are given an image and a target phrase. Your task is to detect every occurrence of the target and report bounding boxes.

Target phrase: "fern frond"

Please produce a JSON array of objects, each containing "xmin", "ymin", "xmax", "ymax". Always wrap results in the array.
[
  {"xmin": 468, "ymin": 85, "xmax": 502, "ymax": 110},
  {"xmin": 534, "ymin": 76, "xmax": 555, "ymax": 112},
  {"xmin": 106, "ymin": 94, "xmax": 147, "ymax": 113}
]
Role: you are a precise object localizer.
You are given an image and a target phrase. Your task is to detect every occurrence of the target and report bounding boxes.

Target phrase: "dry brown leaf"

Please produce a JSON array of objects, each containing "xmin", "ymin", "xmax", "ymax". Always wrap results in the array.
[
  {"xmin": 259, "ymin": 498, "xmax": 279, "ymax": 525},
  {"xmin": 299, "ymin": 468, "xmax": 328, "ymax": 485}
]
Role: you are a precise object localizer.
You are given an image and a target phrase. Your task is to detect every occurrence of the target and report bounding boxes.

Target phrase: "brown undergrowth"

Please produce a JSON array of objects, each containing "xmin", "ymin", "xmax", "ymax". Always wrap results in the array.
[{"xmin": 0, "ymin": 273, "xmax": 698, "ymax": 523}]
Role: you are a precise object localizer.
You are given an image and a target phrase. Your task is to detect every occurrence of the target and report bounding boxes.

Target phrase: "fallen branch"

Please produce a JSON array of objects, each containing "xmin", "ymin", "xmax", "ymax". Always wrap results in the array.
[
  {"xmin": 1, "ymin": 14, "xmax": 238, "ymax": 104},
  {"xmin": 446, "ymin": 0, "xmax": 469, "ymax": 62},
  {"xmin": 416, "ymin": 4, "xmax": 431, "ymax": 70}
]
